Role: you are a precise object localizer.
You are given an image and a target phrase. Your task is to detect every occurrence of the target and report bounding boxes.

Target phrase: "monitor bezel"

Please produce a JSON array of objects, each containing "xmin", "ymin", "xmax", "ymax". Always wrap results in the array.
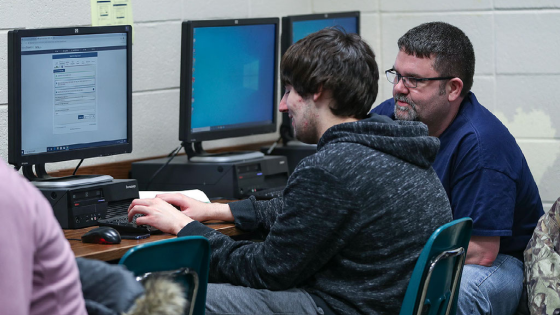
[
  {"xmin": 179, "ymin": 17, "xmax": 279, "ymax": 144},
  {"xmin": 281, "ymin": 11, "xmax": 360, "ymax": 56},
  {"xmin": 7, "ymin": 25, "xmax": 133, "ymax": 167}
]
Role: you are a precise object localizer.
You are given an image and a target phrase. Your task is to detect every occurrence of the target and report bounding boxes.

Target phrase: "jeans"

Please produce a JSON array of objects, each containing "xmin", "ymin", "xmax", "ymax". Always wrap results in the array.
[
  {"xmin": 458, "ymin": 254, "xmax": 524, "ymax": 315},
  {"xmin": 205, "ymin": 283, "xmax": 324, "ymax": 315}
]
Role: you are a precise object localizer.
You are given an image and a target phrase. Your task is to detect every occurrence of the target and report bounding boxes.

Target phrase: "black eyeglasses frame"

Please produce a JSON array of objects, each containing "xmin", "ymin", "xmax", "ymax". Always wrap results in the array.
[{"xmin": 385, "ymin": 68, "xmax": 455, "ymax": 88}]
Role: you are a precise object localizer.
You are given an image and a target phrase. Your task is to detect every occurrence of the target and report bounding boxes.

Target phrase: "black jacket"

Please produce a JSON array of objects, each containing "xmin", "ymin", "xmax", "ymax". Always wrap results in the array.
[{"xmin": 179, "ymin": 115, "xmax": 453, "ymax": 314}]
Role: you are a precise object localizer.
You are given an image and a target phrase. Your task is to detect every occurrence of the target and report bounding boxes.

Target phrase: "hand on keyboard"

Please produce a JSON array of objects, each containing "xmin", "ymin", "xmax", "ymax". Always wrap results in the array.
[
  {"xmin": 98, "ymin": 213, "xmax": 161, "ymax": 234},
  {"xmin": 127, "ymin": 197, "xmax": 194, "ymax": 235}
]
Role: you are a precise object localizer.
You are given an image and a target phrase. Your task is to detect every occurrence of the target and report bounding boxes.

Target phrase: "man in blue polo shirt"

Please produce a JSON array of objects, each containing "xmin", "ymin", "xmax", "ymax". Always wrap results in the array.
[{"xmin": 370, "ymin": 22, "xmax": 543, "ymax": 315}]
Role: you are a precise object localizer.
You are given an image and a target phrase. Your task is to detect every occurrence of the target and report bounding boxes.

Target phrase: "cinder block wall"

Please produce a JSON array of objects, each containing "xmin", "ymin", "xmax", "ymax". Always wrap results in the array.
[{"xmin": 1, "ymin": 1, "xmax": 558, "ymax": 207}]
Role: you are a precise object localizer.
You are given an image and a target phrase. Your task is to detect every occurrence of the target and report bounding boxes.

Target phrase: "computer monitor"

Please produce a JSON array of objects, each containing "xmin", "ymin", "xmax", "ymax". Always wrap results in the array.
[
  {"xmin": 281, "ymin": 11, "xmax": 360, "ymax": 54},
  {"xmin": 279, "ymin": 11, "xmax": 360, "ymax": 144},
  {"xmin": 8, "ymin": 25, "xmax": 132, "ymax": 187},
  {"xmin": 179, "ymin": 18, "xmax": 279, "ymax": 162}
]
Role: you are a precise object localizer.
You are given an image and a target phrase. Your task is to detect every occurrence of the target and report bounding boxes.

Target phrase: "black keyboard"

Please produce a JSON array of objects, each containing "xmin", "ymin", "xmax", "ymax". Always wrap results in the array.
[
  {"xmin": 98, "ymin": 213, "xmax": 161, "ymax": 234},
  {"xmin": 246, "ymin": 187, "xmax": 284, "ymax": 200},
  {"xmin": 98, "ymin": 200, "xmax": 160, "ymax": 234},
  {"xmin": 105, "ymin": 200, "xmax": 131, "ymax": 218}
]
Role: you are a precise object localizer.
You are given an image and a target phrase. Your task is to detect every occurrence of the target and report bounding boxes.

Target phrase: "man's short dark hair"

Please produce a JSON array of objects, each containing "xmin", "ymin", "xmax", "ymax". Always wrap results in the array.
[
  {"xmin": 280, "ymin": 28, "xmax": 379, "ymax": 119},
  {"xmin": 398, "ymin": 22, "xmax": 475, "ymax": 97}
]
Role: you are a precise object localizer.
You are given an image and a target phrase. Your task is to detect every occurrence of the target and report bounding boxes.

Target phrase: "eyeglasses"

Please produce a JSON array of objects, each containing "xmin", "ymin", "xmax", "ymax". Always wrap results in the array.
[{"xmin": 385, "ymin": 69, "xmax": 455, "ymax": 88}]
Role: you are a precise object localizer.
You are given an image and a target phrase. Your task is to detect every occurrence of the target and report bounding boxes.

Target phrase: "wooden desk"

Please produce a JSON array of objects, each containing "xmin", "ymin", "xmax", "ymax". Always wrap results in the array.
[{"xmin": 66, "ymin": 221, "xmax": 242, "ymax": 261}]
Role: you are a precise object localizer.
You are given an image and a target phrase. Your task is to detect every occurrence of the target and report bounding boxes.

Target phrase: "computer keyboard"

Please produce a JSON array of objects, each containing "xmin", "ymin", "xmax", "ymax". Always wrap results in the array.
[
  {"xmin": 105, "ymin": 200, "xmax": 131, "ymax": 218},
  {"xmin": 98, "ymin": 200, "xmax": 160, "ymax": 234},
  {"xmin": 245, "ymin": 187, "xmax": 284, "ymax": 200},
  {"xmin": 98, "ymin": 213, "xmax": 161, "ymax": 235}
]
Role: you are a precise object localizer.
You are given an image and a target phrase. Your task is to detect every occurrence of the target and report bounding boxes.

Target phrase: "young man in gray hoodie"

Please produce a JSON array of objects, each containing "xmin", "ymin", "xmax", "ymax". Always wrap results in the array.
[{"xmin": 128, "ymin": 28, "xmax": 453, "ymax": 315}]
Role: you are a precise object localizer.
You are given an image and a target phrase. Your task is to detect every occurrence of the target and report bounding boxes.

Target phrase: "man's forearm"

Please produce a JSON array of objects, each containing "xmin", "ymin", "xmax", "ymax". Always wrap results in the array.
[
  {"xmin": 210, "ymin": 203, "xmax": 234, "ymax": 222},
  {"xmin": 465, "ymin": 236, "xmax": 500, "ymax": 266}
]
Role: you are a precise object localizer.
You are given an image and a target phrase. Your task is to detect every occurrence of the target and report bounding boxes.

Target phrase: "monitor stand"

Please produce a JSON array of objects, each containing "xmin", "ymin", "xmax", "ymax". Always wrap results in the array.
[
  {"xmin": 185, "ymin": 141, "xmax": 264, "ymax": 163},
  {"xmin": 22, "ymin": 164, "xmax": 113, "ymax": 188}
]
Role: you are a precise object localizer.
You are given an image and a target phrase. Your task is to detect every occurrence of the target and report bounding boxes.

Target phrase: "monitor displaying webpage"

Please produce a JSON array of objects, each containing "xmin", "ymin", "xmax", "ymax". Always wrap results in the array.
[{"xmin": 20, "ymin": 33, "xmax": 128, "ymax": 156}]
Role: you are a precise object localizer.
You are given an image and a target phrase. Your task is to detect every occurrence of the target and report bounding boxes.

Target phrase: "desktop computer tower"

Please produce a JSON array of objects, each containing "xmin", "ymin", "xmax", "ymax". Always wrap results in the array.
[
  {"xmin": 39, "ymin": 179, "xmax": 140, "ymax": 229},
  {"xmin": 261, "ymin": 145, "xmax": 316, "ymax": 174},
  {"xmin": 130, "ymin": 155, "xmax": 289, "ymax": 200}
]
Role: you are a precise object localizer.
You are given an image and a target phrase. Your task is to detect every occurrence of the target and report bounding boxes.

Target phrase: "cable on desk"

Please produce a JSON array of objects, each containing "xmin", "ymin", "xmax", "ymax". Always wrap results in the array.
[
  {"xmin": 73, "ymin": 159, "xmax": 84, "ymax": 175},
  {"xmin": 66, "ymin": 238, "xmax": 82, "ymax": 241},
  {"xmin": 266, "ymin": 136, "xmax": 282, "ymax": 155},
  {"xmin": 145, "ymin": 144, "xmax": 184, "ymax": 190}
]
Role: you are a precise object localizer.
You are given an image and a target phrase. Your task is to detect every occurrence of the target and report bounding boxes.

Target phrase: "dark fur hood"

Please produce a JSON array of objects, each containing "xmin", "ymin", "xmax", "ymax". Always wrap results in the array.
[{"xmin": 125, "ymin": 276, "xmax": 189, "ymax": 315}]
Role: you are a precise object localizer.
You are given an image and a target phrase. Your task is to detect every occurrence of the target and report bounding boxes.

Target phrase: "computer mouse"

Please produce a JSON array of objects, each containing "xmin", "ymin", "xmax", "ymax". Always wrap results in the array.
[{"xmin": 81, "ymin": 227, "xmax": 121, "ymax": 244}]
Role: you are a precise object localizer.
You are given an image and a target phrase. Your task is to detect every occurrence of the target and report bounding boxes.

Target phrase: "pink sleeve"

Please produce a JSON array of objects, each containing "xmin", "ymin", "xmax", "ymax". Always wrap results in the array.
[
  {"xmin": 0, "ymin": 161, "xmax": 86, "ymax": 315},
  {"xmin": 0, "ymin": 163, "xmax": 37, "ymax": 315}
]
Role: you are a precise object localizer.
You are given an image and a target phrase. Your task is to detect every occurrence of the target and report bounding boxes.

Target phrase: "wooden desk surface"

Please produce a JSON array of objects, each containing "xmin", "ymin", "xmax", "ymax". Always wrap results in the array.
[{"xmin": 66, "ymin": 221, "xmax": 242, "ymax": 261}]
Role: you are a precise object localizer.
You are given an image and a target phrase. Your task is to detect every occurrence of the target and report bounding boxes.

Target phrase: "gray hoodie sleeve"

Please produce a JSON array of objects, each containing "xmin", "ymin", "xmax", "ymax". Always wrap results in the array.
[{"xmin": 228, "ymin": 196, "xmax": 284, "ymax": 233}]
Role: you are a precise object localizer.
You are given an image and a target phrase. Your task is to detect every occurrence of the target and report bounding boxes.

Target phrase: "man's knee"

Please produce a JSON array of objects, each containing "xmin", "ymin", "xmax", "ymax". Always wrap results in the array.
[
  {"xmin": 205, "ymin": 283, "xmax": 242, "ymax": 313},
  {"xmin": 457, "ymin": 255, "xmax": 524, "ymax": 315},
  {"xmin": 458, "ymin": 266, "xmax": 492, "ymax": 315}
]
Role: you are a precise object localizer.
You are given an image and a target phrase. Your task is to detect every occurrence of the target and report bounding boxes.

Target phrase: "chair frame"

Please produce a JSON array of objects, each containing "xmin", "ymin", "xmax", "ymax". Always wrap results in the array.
[
  {"xmin": 417, "ymin": 247, "xmax": 466, "ymax": 315},
  {"xmin": 400, "ymin": 217, "xmax": 472, "ymax": 315}
]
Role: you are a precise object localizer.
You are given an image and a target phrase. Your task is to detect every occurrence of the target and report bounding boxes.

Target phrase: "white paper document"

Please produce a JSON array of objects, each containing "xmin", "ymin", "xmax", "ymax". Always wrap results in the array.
[{"xmin": 139, "ymin": 189, "xmax": 211, "ymax": 203}]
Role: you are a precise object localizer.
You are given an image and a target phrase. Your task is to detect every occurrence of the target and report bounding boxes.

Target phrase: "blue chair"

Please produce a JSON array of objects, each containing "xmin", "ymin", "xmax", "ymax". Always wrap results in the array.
[
  {"xmin": 119, "ymin": 236, "xmax": 210, "ymax": 315},
  {"xmin": 399, "ymin": 217, "xmax": 473, "ymax": 315}
]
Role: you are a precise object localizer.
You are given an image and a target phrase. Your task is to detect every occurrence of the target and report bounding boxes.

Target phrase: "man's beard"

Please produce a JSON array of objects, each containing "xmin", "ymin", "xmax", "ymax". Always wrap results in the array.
[
  {"xmin": 292, "ymin": 110, "xmax": 319, "ymax": 144},
  {"xmin": 394, "ymin": 94, "xmax": 419, "ymax": 121},
  {"xmin": 293, "ymin": 120, "xmax": 318, "ymax": 144}
]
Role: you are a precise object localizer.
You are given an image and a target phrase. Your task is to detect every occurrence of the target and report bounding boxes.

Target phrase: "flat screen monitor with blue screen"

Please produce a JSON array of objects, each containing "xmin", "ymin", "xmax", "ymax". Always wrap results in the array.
[
  {"xmin": 179, "ymin": 18, "xmax": 279, "ymax": 161},
  {"xmin": 281, "ymin": 11, "xmax": 360, "ymax": 54},
  {"xmin": 292, "ymin": 16, "xmax": 358, "ymax": 44},
  {"xmin": 8, "ymin": 25, "xmax": 132, "ymax": 186},
  {"xmin": 279, "ymin": 11, "xmax": 360, "ymax": 144}
]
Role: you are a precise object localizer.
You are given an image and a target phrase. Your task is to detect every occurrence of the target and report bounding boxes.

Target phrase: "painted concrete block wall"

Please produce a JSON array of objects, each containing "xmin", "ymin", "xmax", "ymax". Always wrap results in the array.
[{"xmin": 0, "ymin": 1, "xmax": 559, "ymax": 207}]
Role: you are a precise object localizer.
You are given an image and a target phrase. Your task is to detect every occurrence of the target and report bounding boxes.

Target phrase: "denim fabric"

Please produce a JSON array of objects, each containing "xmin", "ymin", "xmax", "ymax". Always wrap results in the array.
[
  {"xmin": 458, "ymin": 254, "xmax": 524, "ymax": 315},
  {"xmin": 205, "ymin": 283, "xmax": 323, "ymax": 315}
]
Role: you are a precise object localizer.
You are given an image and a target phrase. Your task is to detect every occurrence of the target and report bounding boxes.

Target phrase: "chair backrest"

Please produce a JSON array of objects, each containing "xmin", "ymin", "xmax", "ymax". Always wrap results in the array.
[
  {"xmin": 119, "ymin": 236, "xmax": 210, "ymax": 315},
  {"xmin": 399, "ymin": 217, "xmax": 473, "ymax": 315}
]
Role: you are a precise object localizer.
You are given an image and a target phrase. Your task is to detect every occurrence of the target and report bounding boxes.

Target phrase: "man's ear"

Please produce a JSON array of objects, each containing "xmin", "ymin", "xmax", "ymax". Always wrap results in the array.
[
  {"xmin": 313, "ymin": 85, "xmax": 323, "ymax": 102},
  {"xmin": 447, "ymin": 78, "xmax": 464, "ymax": 102}
]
